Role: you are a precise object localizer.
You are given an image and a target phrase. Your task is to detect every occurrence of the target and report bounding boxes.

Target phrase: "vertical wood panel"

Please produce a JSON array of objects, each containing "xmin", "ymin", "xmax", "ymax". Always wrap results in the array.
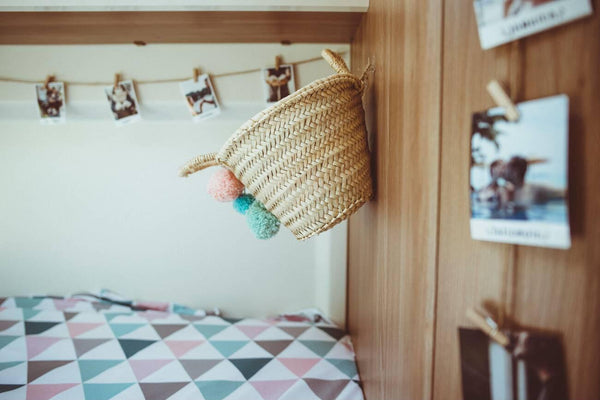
[
  {"xmin": 348, "ymin": 0, "xmax": 442, "ymax": 398},
  {"xmin": 433, "ymin": 3, "xmax": 520, "ymax": 398},
  {"xmin": 348, "ymin": 2, "xmax": 389, "ymax": 395},
  {"xmin": 511, "ymin": 6, "xmax": 600, "ymax": 398},
  {"xmin": 434, "ymin": 3, "xmax": 600, "ymax": 400}
]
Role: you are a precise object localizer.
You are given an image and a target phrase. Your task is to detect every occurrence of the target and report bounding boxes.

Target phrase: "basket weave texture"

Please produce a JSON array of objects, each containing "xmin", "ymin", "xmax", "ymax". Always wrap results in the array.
[{"xmin": 180, "ymin": 49, "xmax": 373, "ymax": 240}]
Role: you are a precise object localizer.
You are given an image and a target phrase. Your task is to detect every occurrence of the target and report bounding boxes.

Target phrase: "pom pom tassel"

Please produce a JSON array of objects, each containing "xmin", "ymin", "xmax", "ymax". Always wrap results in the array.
[
  {"xmin": 205, "ymin": 169, "xmax": 280, "ymax": 239},
  {"xmin": 233, "ymin": 194, "xmax": 255, "ymax": 215},
  {"xmin": 207, "ymin": 168, "xmax": 244, "ymax": 202},
  {"xmin": 246, "ymin": 201, "xmax": 280, "ymax": 239}
]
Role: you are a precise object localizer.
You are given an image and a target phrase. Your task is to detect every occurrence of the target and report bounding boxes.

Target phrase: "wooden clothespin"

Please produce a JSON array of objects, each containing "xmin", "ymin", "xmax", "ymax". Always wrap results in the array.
[
  {"xmin": 275, "ymin": 55, "xmax": 282, "ymax": 71},
  {"xmin": 466, "ymin": 308, "xmax": 510, "ymax": 347},
  {"xmin": 44, "ymin": 75, "xmax": 55, "ymax": 90},
  {"xmin": 487, "ymin": 80, "xmax": 519, "ymax": 122},
  {"xmin": 193, "ymin": 68, "xmax": 200, "ymax": 82},
  {"xmin": 113, "ymin": 73, "xmax": 120, "ymax": 89}
]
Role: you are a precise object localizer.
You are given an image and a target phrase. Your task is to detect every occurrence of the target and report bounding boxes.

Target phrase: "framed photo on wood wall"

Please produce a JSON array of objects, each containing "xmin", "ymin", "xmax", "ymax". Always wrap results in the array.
[
  {"xmin": 459, "ymin": 328, "xmax": 568, "ymax": 400},
  {"xmin": 470, "ymin": 95, "xmax": 571, "ymax": 249}
]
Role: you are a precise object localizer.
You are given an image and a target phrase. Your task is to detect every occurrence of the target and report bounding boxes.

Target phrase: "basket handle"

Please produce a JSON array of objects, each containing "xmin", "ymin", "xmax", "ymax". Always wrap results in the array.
[
  {"xmin": 321, "ymin": 49, "xmax": 351, "ymax": 75},
  {"xmin": 179, "ymin": 152, "xmax": 220, "ymax": 177}
]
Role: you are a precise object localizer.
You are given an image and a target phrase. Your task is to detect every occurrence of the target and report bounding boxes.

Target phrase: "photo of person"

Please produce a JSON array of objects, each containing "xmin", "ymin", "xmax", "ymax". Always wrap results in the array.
[
  {"xmin": 504, "ymin": 0, "xmax": 555, "ymax": 17},
  {"xmin": 459, "ymin": 328, "xmax": 568, "ymax": 400},
  {"xmin": 470, "ymin": 95, "xmax": 570, "ymax": 248},
  {"xmin": 262, "ymin": 65, "xmax": 295, "ymax": 103},
  {"xmin": 104, "ymin": 80, "xmax": 141, "ymax": 125},
  {"xmin": 473, "ymin": 0, "xmax": 593, "ymax": 49},
  {"xmin": 180, "ymin": 75, "xmax": 220, "ymax": 122},
  {"xmin": 35, "ymin": 82, "xmax": 66, "ymax": 124}
]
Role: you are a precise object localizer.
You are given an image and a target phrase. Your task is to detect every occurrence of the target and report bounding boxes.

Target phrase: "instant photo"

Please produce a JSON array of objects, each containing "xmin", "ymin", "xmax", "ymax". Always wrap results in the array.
[
  {"xmin": 180, "ymin": 75, "xmax": 220, "ymax": 122},
  {"xmin": 473, "ymin": 0, "xmax": 593, "ymax": 50},
  {"xmin": 104, "ymin": 80, "xmax": 141, "ymax": 126},
  {"xmin": 262, "ymin": 64, "xmax": 296, "ymax": 103},
  {"xmin": 35, "ymin": 82, "xmax": 66, "ymax": 124},
  {"xmin": 470, "ymin": 95, "xmax": 570, "ymax": 249},
  {"xmin": 459, "ymin": 328, "xmax": 568, "ymax": 400}
]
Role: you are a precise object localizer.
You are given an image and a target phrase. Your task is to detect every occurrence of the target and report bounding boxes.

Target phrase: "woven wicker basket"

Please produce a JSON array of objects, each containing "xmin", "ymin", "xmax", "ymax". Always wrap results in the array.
[{"xmin": 180, "ymin": 49, "xmax": 373, "ymax": 240}]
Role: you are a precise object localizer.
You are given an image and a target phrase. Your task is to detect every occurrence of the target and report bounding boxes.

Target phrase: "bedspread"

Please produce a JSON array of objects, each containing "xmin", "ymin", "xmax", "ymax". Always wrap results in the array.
[{"xmin": 0, "ymin": 295, "xmax": 363, "ymax": 400}]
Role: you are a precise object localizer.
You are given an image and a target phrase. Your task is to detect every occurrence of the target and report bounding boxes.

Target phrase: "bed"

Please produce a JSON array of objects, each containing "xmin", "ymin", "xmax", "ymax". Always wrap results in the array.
[{"xmin": 0, "ymin": 293, "xmax": 363, "ymax": 400}]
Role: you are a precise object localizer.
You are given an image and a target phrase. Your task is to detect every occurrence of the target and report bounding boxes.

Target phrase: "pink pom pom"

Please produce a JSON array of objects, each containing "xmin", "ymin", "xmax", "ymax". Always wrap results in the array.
[{"xmin": 207, "ymin": 168, "xmax": 245, "ymax": 202}]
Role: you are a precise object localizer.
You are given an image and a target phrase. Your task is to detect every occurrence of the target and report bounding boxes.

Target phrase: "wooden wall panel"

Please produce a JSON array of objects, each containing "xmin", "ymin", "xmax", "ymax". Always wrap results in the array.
[
  {"xmin": 349, "ymin": 0, "xmax": 600, "ymax": 399},
  {"xmin": 433, "ymin": 4, "xmax": 522, "ymax": 399},
  {"xmin": 511, "ymin": 10, "xmax": 600, "ymax": 398},
  {"xmin": 434, "ymin": 2, "xmax": 600, "ymax": 399},
  {"xmin": 348, "ymin": 2, "xmax": 390, "ymax": 397},
  {"xmin": 347, "ymin": 0, "xmax": 442, "ymax": 399}
]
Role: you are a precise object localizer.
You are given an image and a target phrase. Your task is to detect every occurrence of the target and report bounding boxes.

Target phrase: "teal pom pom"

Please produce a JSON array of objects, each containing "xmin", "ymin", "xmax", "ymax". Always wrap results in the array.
[
  {"xmin": 233, "ymin": 194, "xmax": 255, "ymax": 215},
  {"xmin": 246, "ymin": 201, "xmax": 280, "ymax": 239}
]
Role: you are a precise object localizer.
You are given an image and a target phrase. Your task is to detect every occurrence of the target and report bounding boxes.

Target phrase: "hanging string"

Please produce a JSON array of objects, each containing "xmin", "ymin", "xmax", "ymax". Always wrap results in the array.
[{"xmin": 0, "ymin": 51, "xmax": 347, "ymax": 86}]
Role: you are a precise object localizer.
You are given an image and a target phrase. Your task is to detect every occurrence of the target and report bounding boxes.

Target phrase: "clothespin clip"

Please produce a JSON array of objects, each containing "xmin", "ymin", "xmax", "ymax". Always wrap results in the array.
[
  {"xmin": 113, "ymin": 73, "xmax": 120, "ymax": 89},
  {"xmin": 44, "ymin": 75, "xmax": 55, "ymax": 90},
  {"xmin": 466, "ymin": 308, "xmax": 510, "ymax": 347},
  {"xmin": 193, "ymin": 68, "xmax": 200, "ymax": 83},
  {"xmin": 486, "ymin": 80, "xmax": 519, "ymax": 122},
  {"xmin": 275, "ymin": 55, "xmax": 282, "ymax": 71}
]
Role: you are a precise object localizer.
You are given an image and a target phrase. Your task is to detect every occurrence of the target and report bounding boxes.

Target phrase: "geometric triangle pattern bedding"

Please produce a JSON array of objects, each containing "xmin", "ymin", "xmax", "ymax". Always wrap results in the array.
[{"xmin": 0, "ymin": 296, "xmax": 364, "ymax": 400}]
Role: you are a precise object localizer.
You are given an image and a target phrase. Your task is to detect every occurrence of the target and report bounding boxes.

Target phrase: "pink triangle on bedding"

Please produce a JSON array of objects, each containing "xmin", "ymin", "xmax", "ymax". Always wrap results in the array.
[
  {"xmin": 251, "ymin": 380, "xmax": 296, "ymax": 400},
  {"xmin": 164, "ymin": 340, "xmax": 205, "ymax": 358},
  {"xmin": 237, "ymin": 325, "xmax": 270, "ymax": 339},
  {"xmin": 26, "ymin": 337, "xmax": 62, "ymax": 359},
  {"xmin": 26, "ymin": 383, "xmax": 78, "ymax": 400},
  {"xmin": 67, "ymin": 323, "xmax": 103, "ymax": 338},
  {"xmin": 129, "ymin": 359, "xmax": 173, "ymax": 381},
  {"xmin": 278, "ymin": 358, "xmax": 320, "ymax": 378}
]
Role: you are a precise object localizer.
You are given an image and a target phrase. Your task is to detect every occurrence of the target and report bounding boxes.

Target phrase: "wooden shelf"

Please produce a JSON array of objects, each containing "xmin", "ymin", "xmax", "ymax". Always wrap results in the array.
[
  {"xmin": 0, "ymin": 0, "xmax": 368, "ymax": 13},
  {"xmin": 0, "ymin": 1, "xmax": 367, "ymax": 44},
  {"xmin": 0, "ymin": 10, "xmax": 364, "ymax": 44}
]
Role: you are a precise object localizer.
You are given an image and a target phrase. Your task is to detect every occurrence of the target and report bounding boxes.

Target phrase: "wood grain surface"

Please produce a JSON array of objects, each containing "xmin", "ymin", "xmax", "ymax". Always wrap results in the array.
[
  {"xmin": 0, "ymin": 11, "xmax": 363, "ymax": 44},
  {"xmin": 348, "ymin": 0, "xmax": 600, "ymax": 399},
  {"xmin": 348, "ymin": 0, "xmax": 442, "ymax": 398}
]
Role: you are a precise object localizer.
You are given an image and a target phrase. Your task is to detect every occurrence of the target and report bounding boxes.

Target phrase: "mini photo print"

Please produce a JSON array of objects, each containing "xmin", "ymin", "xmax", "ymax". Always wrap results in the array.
[
  {"xmin": 470, "ymin": 95, "xmax": 570, "ymax": 249},
  {"xmin": 473, "ymin": 0, "xmax": 593, "ymax": 49},
  {"xmin": 35, "ymin": 82, "xmax": 66, "ymax": 124},
  {"xmin": 180, "ymin": 75, "xmax": 221, "ymax": 122},
  {"xmin": 262, "ymin": 65, "xmax": 296, "ymax": 103},
  {"xmin": 104, "ymin": 80, "xmax": 141, "ymax": 126},
  {"xmin": 459, "ymin": 328, "xmax": 568, "ymax": 400}
]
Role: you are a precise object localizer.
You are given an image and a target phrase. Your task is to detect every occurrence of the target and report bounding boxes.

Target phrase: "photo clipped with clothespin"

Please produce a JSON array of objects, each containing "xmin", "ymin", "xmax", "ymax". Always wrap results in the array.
[
  {"xmin": 473, "ymin": 0, "xmax": 593, "ymax": 50},
  {"xmin": 35, "ymin": 76, "xmax": 66, "ymax": 124},
  {"xmin": 459, "ymin": 309, "xmax": 568, "ymax": 400},
  {"xmin": 104, "ymin": 76, "xmax": 141, "ymax": 126},
  {"xmin": 180, "ymin": 69, "xmax": 220, "ymax": 122},
  {"xmin": 262, "ymin": 55, "xmax": 296, "ymax": 103},
  {"xmin": 470, "ymin": 86, "xmax": 571, "ymax": 249}
]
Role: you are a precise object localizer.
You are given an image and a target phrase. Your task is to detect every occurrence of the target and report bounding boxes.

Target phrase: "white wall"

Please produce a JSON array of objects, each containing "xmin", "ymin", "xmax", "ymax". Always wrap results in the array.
[{"xmin": 0, "ymin": 44, "xmax": 349, "ymax": 325}]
